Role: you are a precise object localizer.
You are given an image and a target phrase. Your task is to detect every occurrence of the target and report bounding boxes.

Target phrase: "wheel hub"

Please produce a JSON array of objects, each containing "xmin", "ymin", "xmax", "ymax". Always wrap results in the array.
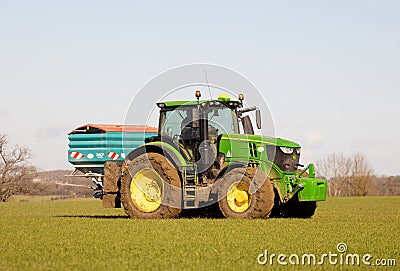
[
  {"xmin": 227, "ymin": 182, "xmax": 250, "ymax": 213},
  {"xmin": 130, "ymin": 168, "xmax": 163, "ymax": 212},
  {"xmin": 235, "ymin": 190, "xmax": 248, "ymax": 204}
]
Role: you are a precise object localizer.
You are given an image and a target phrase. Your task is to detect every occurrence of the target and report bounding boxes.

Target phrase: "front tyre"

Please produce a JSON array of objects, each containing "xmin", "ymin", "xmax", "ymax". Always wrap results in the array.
[
  {"xmin": 284, "ymin": 199, "xmax": 317, "ymax": 218},
  {"xmin": 217, "ymin": 167, "xmax": 274, "ymax": 219},
  {"xmin": 120, "ymin": 153, "xmax": 182, "ymax": 219}
]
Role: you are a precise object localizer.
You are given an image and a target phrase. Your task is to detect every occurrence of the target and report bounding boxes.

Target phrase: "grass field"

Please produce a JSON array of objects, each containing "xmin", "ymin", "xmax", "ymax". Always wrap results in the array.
[{"xmin": 0, "ymin": 197, "xmax": 399, "ymax": 270}]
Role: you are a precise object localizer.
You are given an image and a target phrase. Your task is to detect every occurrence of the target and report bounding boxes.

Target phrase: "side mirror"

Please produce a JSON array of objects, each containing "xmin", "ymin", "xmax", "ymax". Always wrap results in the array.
[{"xmin": 256, "ymin": 109, "xmax": 261, "ymax": 129}]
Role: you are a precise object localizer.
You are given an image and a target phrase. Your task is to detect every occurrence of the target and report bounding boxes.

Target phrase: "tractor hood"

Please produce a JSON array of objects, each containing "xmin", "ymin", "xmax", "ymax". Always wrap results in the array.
[{"xmin": 221, "ymin": 134, "xmax": 301, "ymax": 148}]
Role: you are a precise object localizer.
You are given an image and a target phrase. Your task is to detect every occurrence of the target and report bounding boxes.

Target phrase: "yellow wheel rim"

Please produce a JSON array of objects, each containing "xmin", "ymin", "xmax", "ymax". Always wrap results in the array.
[
  {"xmin": 130, "ymin": 168, "xmax": 163, "ymax": 212},
  {"xmin": 226, "ymin": 182, "xmax": 250, "ymax": 213}
]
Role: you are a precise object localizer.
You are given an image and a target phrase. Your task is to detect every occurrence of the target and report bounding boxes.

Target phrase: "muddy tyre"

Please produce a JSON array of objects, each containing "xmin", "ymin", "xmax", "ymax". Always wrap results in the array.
[
  {"xmin": 217, "ymin": 167, "xmax": 274, "ymax": 219},
  {"xmin": 120, "ymin": 153, "xmax": 182, "ymax": 219},
  {"xmin": 285, "ymin": 200, "xmax": 317, "ymax": 218}
]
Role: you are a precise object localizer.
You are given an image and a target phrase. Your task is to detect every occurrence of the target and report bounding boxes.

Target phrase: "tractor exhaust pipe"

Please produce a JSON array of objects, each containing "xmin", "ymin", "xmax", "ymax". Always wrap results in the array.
[{"xmin": 198, "ymin": 102, "xmax": 214, "ymax": 173}]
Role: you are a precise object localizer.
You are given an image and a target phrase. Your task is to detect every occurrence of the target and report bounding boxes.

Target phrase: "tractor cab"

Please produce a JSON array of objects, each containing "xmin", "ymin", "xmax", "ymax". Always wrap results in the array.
[{"xmin": 156, "ymin": 92, "xmax": 258, "ymax": 164}]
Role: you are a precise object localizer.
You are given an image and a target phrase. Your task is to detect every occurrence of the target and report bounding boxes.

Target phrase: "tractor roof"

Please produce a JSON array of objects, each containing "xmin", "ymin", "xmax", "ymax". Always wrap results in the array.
[{"xmin": 157, "ymin": 99, "xmax": 242, "ymax": 108}]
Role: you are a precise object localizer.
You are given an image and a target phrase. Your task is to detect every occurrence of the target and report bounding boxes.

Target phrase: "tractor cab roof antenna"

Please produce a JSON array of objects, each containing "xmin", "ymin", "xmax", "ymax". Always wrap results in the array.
[{"xmin": 203, "ymin": 68, "xmax": 213, "ymax": 100}]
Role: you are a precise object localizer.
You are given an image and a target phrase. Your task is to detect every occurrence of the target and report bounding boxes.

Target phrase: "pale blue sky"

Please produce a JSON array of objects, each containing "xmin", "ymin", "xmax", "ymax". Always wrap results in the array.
[{"xmin": 0, "ymin": 1, "xmax": 399, "ymax": 175}]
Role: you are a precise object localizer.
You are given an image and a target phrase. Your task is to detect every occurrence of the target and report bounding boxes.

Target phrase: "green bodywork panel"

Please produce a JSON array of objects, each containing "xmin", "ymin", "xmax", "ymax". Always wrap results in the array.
[
  {"xmin": 218, "ymin": 134, "xmax": 299, "ymax": 173},
  {"xmin": 219, "ymin": 134, "xmax": 301, "ymax": 148},
  {"xmin": 218, "ymin": 134, "xmax": 327, "ymax": 202}
]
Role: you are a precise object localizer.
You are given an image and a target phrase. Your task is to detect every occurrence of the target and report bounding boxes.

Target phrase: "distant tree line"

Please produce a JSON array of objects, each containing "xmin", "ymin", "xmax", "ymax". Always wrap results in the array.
[
  {"xmin": 1, "ymin": 134, "xmax": 399, "ymax": 201},
  {"xmin": 0, "ymin": 134, "xmax": 38, "ymax": 201},
  {"xmin": 0, "ymin": 134, "xmax": 92, "ymax": 202},
  {"xmin": 317, "ymin": 153, "xmax": 400, "ymax": 197},
  {"xmin": 34, "ymin": 170, "xmax": 93, "ymax": 198}
]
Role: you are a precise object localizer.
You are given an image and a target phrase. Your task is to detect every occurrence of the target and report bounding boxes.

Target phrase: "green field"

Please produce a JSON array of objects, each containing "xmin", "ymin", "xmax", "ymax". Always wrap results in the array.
[{"xmin": 0, "ymin": 197, "xmax": 399, "ymax": 271}]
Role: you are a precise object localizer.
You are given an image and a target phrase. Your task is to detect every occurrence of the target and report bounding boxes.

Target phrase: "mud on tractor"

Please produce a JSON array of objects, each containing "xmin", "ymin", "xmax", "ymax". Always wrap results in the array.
[{"xmin": 68, "ymin": 91, "xmax": 327, "ymax": 218}]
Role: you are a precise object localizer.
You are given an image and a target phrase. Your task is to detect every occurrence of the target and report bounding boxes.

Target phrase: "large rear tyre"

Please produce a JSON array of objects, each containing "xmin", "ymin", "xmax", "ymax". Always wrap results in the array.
[
  {"xmin": 217, "ymin": 167, "xmax": 274, "ymax": 219},
  {"xmin": 120, "ymin": 153, "xmax": 182, "ymax": 219}
]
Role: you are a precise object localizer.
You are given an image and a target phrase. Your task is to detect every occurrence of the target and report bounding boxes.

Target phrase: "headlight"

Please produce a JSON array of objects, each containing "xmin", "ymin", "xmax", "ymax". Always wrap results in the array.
[
  {"xmin": 280, "ymin": 146, "xmax": 294, "ymax": 154},
  {"xmin": 295, "ymin": 148, "xmax": 301, "ymax": 154}
]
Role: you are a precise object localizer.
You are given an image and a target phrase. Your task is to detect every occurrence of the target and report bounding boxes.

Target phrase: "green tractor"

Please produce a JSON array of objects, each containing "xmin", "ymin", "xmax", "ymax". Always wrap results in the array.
[{"xmin": 104, "ymin": 91, "xmax": 327, "ymax": 218}]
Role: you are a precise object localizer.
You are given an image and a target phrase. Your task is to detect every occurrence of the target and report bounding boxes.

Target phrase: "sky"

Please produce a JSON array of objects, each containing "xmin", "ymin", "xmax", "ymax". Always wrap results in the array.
[{"xmin": 0, "ymin": 1, "xmax": 399, "ymax": 175}]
